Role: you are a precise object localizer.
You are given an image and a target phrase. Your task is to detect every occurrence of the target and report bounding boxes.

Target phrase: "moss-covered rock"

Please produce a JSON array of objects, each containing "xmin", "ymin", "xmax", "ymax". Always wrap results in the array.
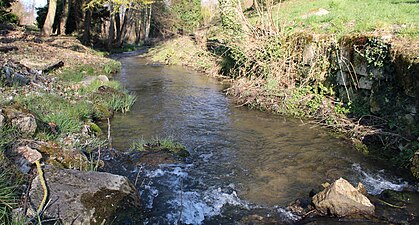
[
  {"xmin": 19, "ymin": 140, "xmax": 89, "ymax": 170},
  {"xmin": 28, "ymin": 166, "xmax": 142, "ymax": 225}
]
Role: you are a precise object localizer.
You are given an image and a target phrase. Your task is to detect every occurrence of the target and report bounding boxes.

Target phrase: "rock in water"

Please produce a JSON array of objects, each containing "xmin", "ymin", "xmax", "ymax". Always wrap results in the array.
[
  {"xmin": 28, "ymin": 166, "xmax": 142, "ymax": 224},
  {"xmin": 312, "ymin": 178, "xmax": 375, "ymax": 217}
]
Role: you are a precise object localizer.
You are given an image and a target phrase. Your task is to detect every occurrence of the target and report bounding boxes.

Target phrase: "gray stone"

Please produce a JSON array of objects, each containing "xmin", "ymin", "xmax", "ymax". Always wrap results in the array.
[
  {"xmin": 79, "ymin": 75, "xmax": 109, "ymax": 87},
  {"xmin": 97, "ymin": 75, "xmax": 109, "ymax": 82},
  {"xmin": 358, "ymin": 77, "xmax": 373, "ymax": 90},
  {"xmin": 3, "ymin": 107, "xmax": 37, "ymax": 136},
  {"xmin": 336, "ymin": 71, "xmax": 349, "ymax": 86},
  {"xmin": 303, "ymin": 44, "xmax": 316, "ymax": 66},
  {"xmin": 11, "ymin": 146, "xmax": 42, "ymax": 173},
  {"xmin": 353, "ymin": 52, "xmax": 369, "ymax": 76},
  {"xmin": 312, "ymin": 178, "xmax": 375, "ymax": 217},
  {"xmin": 28, "ymin": 166, "xmax": 142, "ymax": 225},
  {"xmin": 301, "ymin": 8, "xmax": 329, "ymax": 19}
]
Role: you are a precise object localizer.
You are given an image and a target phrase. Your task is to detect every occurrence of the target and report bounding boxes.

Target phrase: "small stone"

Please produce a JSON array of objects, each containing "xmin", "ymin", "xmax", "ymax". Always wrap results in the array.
[
  {"xmin": 12, "ymin": 146, "xmax": 42, "ymax": 173},
  {"xmin": 97, "ymin": 75, "xmax": 109, "ymax": 82},
  {"xmin": 3, "ymin": 107, "xmax": 37, "ymax": 136},
  {"xmin": 356, "ymin": 182, "xmax": 368, "ymax": 195},
  {"xmin": 302, "ymin": 8, "xmax": 329, "ymax": 19}
]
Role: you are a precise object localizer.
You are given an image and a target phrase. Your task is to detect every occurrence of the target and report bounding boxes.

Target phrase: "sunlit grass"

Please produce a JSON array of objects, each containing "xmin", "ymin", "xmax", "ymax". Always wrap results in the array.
[{"xmin": 270, "ymin": 0, "xmax": 419, "ymax": 38}]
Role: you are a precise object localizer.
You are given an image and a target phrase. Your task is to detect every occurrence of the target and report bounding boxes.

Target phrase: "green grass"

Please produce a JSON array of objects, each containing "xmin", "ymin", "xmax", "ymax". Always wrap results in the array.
[
  {"xmin": 272, "ymin": 0, "xmax": 419, "ymax": 38},
  {"xmin": 16, "ymin": 93, "xmax": 94, "ymax": 135},
  {"xmin": 131, "ymin": 137, "xmax": 190, "ymax": 157},
  {"xmin": 107, "ymin": 93, "xmax": 137, "ymax": 113},
  {"xmin": 0, "ymin": 152, "xmax": 22, "ymax": 225}
]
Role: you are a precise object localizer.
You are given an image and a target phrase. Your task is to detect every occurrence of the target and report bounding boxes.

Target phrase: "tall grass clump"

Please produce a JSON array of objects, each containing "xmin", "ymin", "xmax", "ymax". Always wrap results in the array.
[
  {"xmin": 0, "ymin": 151, "xmax": 22, "ymax": 224},
  {"xmin": 131, "ymin": 137, "xmax": 189, "ymax": 157},
  {"xmin": 16, "ymin": 93, "xmax": 94, "ymax": 135},
  {"xmin": 108, "ymin": 93, "xmax": 137, "ymax": 113},
  {"xmin": 0, "ymin": 170, "xmax": 18, "ymax": 224}
]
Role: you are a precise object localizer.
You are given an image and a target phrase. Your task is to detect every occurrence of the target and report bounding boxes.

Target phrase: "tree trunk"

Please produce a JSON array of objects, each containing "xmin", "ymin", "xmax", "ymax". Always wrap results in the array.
[
  {"xmin": 42, "ymin": 0, "xmax": 58, "ymax": 36},
  {"xmin": 107, "ymin": 2, "xmax": 115, "ymax": 50},
  {"xmin": 82, "ymin": 8, "xmax": 92, "ymax": 44},
  {"xmin": 116, "ymin": 7, "xmax": 133, "ymax": 47},
  {"xmin": 115, "ymin": 11, "xmax": 122, "ymax": 45},
  {"xmin": 144, "ymin": 5, "xmax": 152, "ymax": 40},
  {"xmin": 59, "ymin": 0, "xmax": 70, "ymax": 35},
  {"xmin": 135, "ymin": 10, "xmax": 142, "ymax": 44}
]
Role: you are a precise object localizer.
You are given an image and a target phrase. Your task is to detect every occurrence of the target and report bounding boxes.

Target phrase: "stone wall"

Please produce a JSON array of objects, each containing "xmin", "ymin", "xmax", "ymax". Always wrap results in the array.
[{"xmin": 333, "ymin": 36, "xmax": 418, "ymax": 137}]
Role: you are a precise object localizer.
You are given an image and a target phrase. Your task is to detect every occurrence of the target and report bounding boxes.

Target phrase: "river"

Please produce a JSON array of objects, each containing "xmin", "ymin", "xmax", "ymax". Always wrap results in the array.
[{"xmin": 107, "ymin": 55, "xmax": 417, "ymax": 224}]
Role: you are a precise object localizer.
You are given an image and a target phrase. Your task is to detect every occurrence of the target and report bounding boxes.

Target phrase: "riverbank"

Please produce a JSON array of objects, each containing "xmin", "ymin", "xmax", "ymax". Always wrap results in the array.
[
  {"xmin": 0, "ymin": 27, "xmax": 137, "ymax": 223},
  {"xmin": 146, "ymin": 28, "xmax": 419, "ymax": 180}
]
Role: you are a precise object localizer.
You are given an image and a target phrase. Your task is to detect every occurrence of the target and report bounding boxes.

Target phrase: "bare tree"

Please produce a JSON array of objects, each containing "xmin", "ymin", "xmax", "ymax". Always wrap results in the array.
[
  {"xmin": 60, "ymin": 0, "xmax": 70, "ymax": 35},
  {"xmin": 42, "ymin": 0, "xmax": 58, "ymax": 36}
]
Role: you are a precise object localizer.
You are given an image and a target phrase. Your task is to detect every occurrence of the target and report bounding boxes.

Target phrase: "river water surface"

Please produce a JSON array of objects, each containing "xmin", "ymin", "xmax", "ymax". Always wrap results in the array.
[{"xmin": 109, "ymin": 55, "xmax": 416, "ymax": 224}]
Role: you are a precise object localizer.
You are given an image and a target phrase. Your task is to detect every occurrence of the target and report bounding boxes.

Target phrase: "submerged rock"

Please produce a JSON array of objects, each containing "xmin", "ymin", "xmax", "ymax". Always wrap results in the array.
[
  {"xmin": 312, "ymin": 178, "xmax": 375, "ymax": 217},
  {"xmin": 28, "ymin": 166, "xmax": 142, "ymax": 225}
]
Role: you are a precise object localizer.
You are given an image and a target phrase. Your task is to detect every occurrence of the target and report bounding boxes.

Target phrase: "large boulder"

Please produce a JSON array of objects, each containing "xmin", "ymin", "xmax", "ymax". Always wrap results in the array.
[
  {"xmin": 27, "ymin": 166, "xmax": 142, "ymax": 225},
  {"xmin": 312, "ymin": 178, "xmax": 375, "ymax": 217}
]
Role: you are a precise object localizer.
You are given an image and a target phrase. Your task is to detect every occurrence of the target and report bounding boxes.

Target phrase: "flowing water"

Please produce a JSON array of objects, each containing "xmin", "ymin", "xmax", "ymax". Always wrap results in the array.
[{"xmin": 108, "ymin": 55, "xmax": 418, "ymax": 224}]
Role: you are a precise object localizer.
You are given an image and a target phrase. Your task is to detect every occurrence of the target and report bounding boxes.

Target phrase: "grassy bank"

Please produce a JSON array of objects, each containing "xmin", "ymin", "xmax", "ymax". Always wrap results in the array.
[
  {"xmin": 146, "ymin": 0, "xmax": 419, "ymax": 179},
  {"xmin": 0, "ymin": 29, "xmax": 136, "ymax": 223},
  {"xmin": 272, "ymin": 0, "xmax": 419, "ymax": 38}
]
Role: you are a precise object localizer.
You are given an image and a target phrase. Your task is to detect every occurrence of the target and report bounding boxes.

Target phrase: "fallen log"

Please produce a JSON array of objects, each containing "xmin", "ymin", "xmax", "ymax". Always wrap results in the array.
[
  {"xmin": 42, "ymin": 61, "xmax": 64, "ymax": 73},
  {"xmin": 0, "ymin": 46, "xmax": 18, "ymax": 53}
]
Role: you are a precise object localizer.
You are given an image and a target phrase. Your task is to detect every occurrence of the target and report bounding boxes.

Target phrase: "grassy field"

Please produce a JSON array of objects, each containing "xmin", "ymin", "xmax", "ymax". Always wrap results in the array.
[{"xmin": 271, "ymin": 0, "xmax": 419, "ymax": 38}]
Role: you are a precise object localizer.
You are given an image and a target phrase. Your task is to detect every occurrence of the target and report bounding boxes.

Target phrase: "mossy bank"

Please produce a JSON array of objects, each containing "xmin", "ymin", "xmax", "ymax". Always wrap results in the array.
[{"xmin": 0, "ymin": 29, "xmax": 136, "ymax": 223}]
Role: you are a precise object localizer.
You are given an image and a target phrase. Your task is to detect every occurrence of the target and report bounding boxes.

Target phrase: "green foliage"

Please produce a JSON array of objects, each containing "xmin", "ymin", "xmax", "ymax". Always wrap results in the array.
[
  {"xmin": 0, "ymin": 0, "xmax": 18, "ymax": 24},
  {"xmin": 0, "ymin": 126, "xmax": 20, "ymax": 151},
  {"xmin": 285, "ymin": 85, "xmax": 327, "ymax": 118},
  {"xmin": 354, "ymin": 38, "xmax": 390, "ymax": 78},
  {"xmin": 131, "ymin": 137, "xmax": 189, "ymax": 157},
  {"xmin": 347, "ymin": 97, "xmax": 370, "ymax": 117},
  {"xmin": 219, "ymin": 0, "xmax": 244, "ymax": 36},
  {"xmin": 108, "ymin": 92, "xmax": 137, "ymax": 113},
  {"xmin": 170, "ymin": 0, "xmax": 203, "ymax": 32},
  {"xmin": 59, "ymin": 67, "xmax": 86, "ymax": 82},
  {"xmin": 103, "ymin": 61, "xmax": 121, "ymax": 74},
  {"xmin": 394, "ymin": 141, "xmax": 419, "ymax": 168}
]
